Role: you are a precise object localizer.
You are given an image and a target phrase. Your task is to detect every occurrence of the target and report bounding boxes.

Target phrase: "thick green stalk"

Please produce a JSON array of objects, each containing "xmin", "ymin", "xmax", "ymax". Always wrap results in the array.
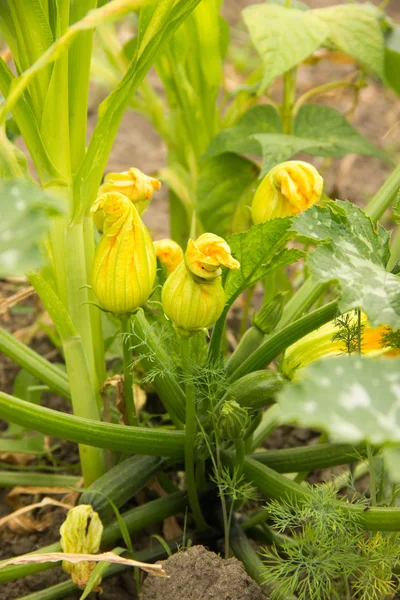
[
  {"xmin": 121, "ymin": 316, "xmax": 137, "ymax": 426},
  {"xmin": 0, "ymin": 392, "xmax": 185, "ymax": 457},
  {"xmin": 0, "ymin": 491, "xmax": 188, "ymax": 583},
  {"xmin": 277, "ymin": 279, "xmax": 328, "ymax": 330},
  {"xmin": 180, "ymin": 336, "xmax": 208, "ymax": 529},
  {"xmin": 365, "ymin": 163, "xmax": 400, "ymax": 223},
  {"xmin": 0, "ymin": 471, "xmax": 79, "ymax": 488},
  {"xmin": 250, "ymin": 404, "xmax": 281, "ymax": 451},
  {"xmin": 242, "ymin": 456, "xmax": 400, "ymax": 531},
  {"xmin": 0, "ymin": 327, "xmax": 70, "ymax": 400},
  {"xmin": 226, "ymin": 325, "xmax": 264, "ymax": 376},
  {"xmin": 249, "ymin": 442, "xmax": 368, "ymax": 473},
  {"xmin": 228, "ymin": 301, "xmax": 338, "ymax": 382}
]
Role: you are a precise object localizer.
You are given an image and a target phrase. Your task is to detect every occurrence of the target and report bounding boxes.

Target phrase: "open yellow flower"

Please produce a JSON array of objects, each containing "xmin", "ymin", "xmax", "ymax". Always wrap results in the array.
[
  {"xmin": 252, "ymin": 160, "xmax": 323, "ymax": 224},
  {"xmin": 162, "ymin": 233, "xmax": 240, "ymax": 335},
  {"xmin": 185, "ymin": 233, "xmax": 240, "ymax": 280},
  {"xmin": 91, "ymin": 192, "xmax": 156, "ymax": 315},
  {"xmin": 93, "ymin": 168, "xmax": 161, "ymax": 231},
  {"xmin": 281, "ymin": 312, "xmax": 399, "ymax": 379},
  {"xmin": 154, "ymin": 239, "xmax": 183, "ymax": 274}
]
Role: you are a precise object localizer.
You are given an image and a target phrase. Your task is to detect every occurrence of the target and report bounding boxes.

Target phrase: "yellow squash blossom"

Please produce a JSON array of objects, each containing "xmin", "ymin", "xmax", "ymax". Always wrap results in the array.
[
  {"xmin": 154, "ymin": 239, "xmax": 184, "ymax": 274},
  {"xmin": 185, "ymin": 233, "xmax": 240, "ymax": 280},
  {"xmin": 252, "ymin": 160, "xmax": 323, "ymax": 224},
  {"xmin": 60, "ymin": 505, "xmax": 103, "ymax": 589},
  {"xmin": 93, "ymin": 168, "xmax": 160, "ymax": 231},
  {"xmin": 281, "ymin": 312, "xmax": 399, "ymax": 379},
  {"xmin": 162, "ymin": 233, "xmax": 240, "ymax": 335},
  {"xmin": 91, "ymin": 192, "xmax": 156, "ymax": 315}
]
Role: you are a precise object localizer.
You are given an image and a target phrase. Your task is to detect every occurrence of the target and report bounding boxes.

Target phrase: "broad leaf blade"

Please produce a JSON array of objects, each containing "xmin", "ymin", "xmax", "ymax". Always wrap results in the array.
[
  {"xmin": 314, "ymin": 5, "xmax": 385, "ymax": 78},
  {"xmin": 294, "ymin": 105, "xmax": 387, "ymax": 161},
  {"xmin": 279, "ymin": 355, "xmax": 400, "ymax": 445},
  {"xmin": 0, "ymin": 180, "xmax": 64, "ymax": 277},
  {"xmin": 224, "ymin": 218, "xmax": 297, "ymax": 306},
  {"xmin": 205, "ymin": 105, "xmax": 282, "ymax": 158},
  {"xmin": 196, "ymin": 154, "xmax": 259, "ymax": 237},
  {"xmin": 294, "ymin": 201, "xmax": 400, "ymax": 330},
  {"xmin": 243, "ymin": 4, "xmax": 329, "ymax": 92}
]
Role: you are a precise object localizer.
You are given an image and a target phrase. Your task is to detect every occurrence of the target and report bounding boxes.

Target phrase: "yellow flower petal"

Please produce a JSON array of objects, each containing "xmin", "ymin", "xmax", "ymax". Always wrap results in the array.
[
  {"xmin": 185, "ymin": 233, "xmax": 240, "ymax": 280},
  {"xmin": 154, "ymin": 239, "xmax": 184, "ymax": 274}
]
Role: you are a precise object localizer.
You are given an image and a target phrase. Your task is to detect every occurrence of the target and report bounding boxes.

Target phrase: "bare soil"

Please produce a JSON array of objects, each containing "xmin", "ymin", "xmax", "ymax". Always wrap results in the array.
[
  {"xmin": 140, "ymin": 545, "xmax": 266, "ymax": 600},
  {"xmin": 1, "ymin": 0, "xmax": 400, "ymax": 598}
]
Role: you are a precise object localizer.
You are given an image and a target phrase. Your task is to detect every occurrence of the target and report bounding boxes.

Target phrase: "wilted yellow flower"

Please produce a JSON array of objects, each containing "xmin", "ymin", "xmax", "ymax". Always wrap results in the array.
[
  {"xmin": 154, "ymin": 239, "xmax": 183, "ymax": 274},
  {"xmin": 93, "ymin": 168, "xmax": 161, "ymax": 231},
  {"xmin": 185, "ymin": 233, "xmax": 240, "ymax": 280},
  {"xmin": 252, "ymin": 160, "xmax": 323, "ymax": 224},
  {"xmin": 281, "ymin": 312, "xmax": 399, "ymax": 379},
  {"xmin": 60, "ymin": 505, "xmax": 103, "ymax": 589},
  {"xmin": 162, "ymin": 233, "xmax": 240, "ymax": 335},
  {"xmin": 91, "ymin": 192, "xmax": 156, "ymax": 315}
]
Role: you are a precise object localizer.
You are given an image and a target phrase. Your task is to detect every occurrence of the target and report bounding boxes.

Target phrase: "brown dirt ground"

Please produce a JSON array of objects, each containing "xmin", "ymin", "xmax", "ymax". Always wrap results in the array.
[{"xmin": 1, "ymin": 0, "xmax": 400, "ymax": 598}]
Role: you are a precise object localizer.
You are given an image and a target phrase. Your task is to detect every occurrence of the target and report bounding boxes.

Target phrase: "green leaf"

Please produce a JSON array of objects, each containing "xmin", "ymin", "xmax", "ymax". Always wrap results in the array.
[
  {"xmin": 279, "ymin": 355, "xmax": 400, "ymax": 445},
  {"xmin": 252, "ymin": 133, "xmax": 330, "ymax": 177},
  {"xmin": 224, "ymin": 218, "xmax": 301, "ymax": 307},
  {"xmin": 294, "ymin": 105, "xmax": 386, "ymax": 161},
  {"xmin": 205, "ymin": 105, "xmax": 282, "ymax": 158},
  {"xmin": 294, "ymin": 201, "xmax": 400, "ymax": 330},
  {"xmin": 196, "ymin": 154, "xmax": 259, "ymax": 237},
  {"xmin": 243, "ymin": 3, "xmax": 329, "ymax": 92},
  {"xmin": 385, "ymin": 28, "xmax": 400, "ymax": 97},
  {"xmin": 0, "ymin": 180, "xmax": 64, "ymax": 277},
  {"xmin": 314, "ymin": 4, "xmax": 385, "ymax": 78}
]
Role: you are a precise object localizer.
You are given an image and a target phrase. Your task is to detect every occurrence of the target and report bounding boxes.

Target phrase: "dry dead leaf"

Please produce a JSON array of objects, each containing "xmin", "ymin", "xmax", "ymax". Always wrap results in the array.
[
  {"xmin": 0, "ymin": 551, "xmax": 168, "ymax": 577},
  {"xmin": 0, "ymin": 496, "xmax": 73, "ymax": 533}
]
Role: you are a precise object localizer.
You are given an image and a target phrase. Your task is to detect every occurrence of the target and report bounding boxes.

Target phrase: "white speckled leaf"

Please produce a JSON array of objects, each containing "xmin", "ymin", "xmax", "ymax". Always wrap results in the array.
[
  {"xmin": 279, "ymin": 356, "xmax": 400, "ymax": 444},
  {"xmin": 0, "ymin": 180, "xmax": 63, "ymax": 277},
  {"xmin": 294, "ymin": 201, "xmax": 400, "ymax": 330}
]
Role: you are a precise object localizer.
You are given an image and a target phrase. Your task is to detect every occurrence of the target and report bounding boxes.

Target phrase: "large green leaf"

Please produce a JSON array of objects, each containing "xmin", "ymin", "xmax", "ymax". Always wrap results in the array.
[
  {"xmin": 294, "ymin": 201, "xmax": 400, "ymax": 330},
  {"xmin": 224, "ymin": 218, "xmax": 303, "ymax": 307},
  {"xmin": 205, "ymin": 105, "xmax": 282, "ymax": 158},
  {"xmin": 279, "ymin": 355, "xmax": 400, "ymax": 445},
  {"xmin": 314, "ymin": 4, "xmax": 385, "ymax": 78},
  {"xmin": 196, "ymin": 153, "xmax": 259, "ymax": 237},
  {"xmin": 293, "ymin": 105, "xmax": 386, "ymax": 161},
  {"xmin": 0, "ymin": 180, "xmax": 63, "ymax": 277},
  {"xmin": 385, "ymin": 27, "xmax": 400, "ymax": 97},
  {"xmin": 243, "ymin": 3, "xmax": 329, "ymax": 92}
]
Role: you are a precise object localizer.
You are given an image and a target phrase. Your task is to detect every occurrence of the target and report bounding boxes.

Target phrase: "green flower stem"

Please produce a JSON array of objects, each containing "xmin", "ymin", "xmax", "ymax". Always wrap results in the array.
[
  {"xmin": 293, "ymin": 80, "xmax": 357, "ymax": 116},
  {"xmin": 180, "ymin": 336, "xmax": 208, "ymax": 529},
  {"xmin": 133, "ymin": 310, "xmax": 185, "ymax": 425},
  {"xmin": 226, "ymin": 325, "xmax": 264, "ymax": 376},
  {"xmin": 0, "ymin": 392, "xmax": 185, "ymax": 458},
  {"xmin": 367, "ymin": 444, "xmax": 377, "ymax": 507},
  {"xmin": 250, "ymin": 404, "xmax": 281, "ymax": 451},
  {"xmin": 0, "ymin": 327, "xmax": 70, "ymax": 400},
  {"xmin": 121, "ymin": 316, "xmax": 137, "ymax": 426},
  {"xmin": 249, "ymin": 441, "xmax": 368, "ymax": 473},
  {"xmin": 0, "ymin": 471, "xmax": 80, "ymax": 488},
  {"xmin": 228, "ymin": 301, "xmax": 338, "ymax": 383},
  {"xmin": 0, "ymin": 491, "xmax": 188, "ymax": 583},
  {"xmin": 277, "ymin": 279, "xmax": 328, "ymax": 330},
  {"xmin": 239, "ymin": 286, "xmax": 255, "ymax": 339},
  {"xmin": 242, "ymin": 456, "xmax": 400, "ymax": 531},
  {"xmin": 365, "ymin": 163, "xmax": 400, "ymax": 223},
  {"xmin": 241, "ymin": 508, "xmax": 270, "ymax": 531},
  {"xmin": 235, "ymin": 438, "xmax": 246, "ymax": 477}
]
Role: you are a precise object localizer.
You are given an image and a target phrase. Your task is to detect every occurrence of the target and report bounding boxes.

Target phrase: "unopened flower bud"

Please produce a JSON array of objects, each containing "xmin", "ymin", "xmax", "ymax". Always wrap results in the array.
[
  {"xmin": 218, "ymin": 399, "xmax": 248, "ymax": 441},
  {"xmin": 93, "ymin": 168, "xmax": 160, "ymax": 231},
  {"xmin": 60, "ymin": 505, "xmax": 103, "ymax": 589},
  {"xmin": 91, "ymin": 192, "xmax": 156, "ymax": 315},
  {"xmin": 252, "ymin": 161, "xmax": 323, "ymax": 224},
  {"xmin": 154, "ymin": 239, "xmax": 183, "ymax": 274},
  {"xmin": 253, "ymin": 292, "xmax": 286, "ymax": 334},
  {"xmin": 185, "ymin": 233, "xmax": 240, "ymax": 281},
  {"xmin": 162, "ymin": 261, "xmax": 225, "ymax": 336}
]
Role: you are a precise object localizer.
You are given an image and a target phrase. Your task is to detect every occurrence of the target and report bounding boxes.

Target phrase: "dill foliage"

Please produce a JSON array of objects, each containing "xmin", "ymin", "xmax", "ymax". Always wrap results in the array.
[
  {"xmin": 261, "ymin": 486, "xmax": 400, "ymax": 599},
  {"xmin": 332, "ymin": 311, "xmax": 365, "ymax": 356}
]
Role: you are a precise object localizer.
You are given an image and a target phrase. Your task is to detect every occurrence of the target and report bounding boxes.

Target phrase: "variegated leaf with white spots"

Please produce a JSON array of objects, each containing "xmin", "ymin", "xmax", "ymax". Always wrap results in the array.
[
  {"xmin": 294, "ymin": 200, "xmax": 400, "ymax": 330},
  {"xmin": 279, "ymin": 356, "xmax": 400, "ymax": 444}
]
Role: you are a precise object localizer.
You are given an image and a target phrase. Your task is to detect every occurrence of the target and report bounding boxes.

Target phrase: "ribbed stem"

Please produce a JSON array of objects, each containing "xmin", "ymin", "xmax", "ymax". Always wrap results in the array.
[{"xmin": 121, "ymin": 315, "xmax": 137, "ymax": 426}]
